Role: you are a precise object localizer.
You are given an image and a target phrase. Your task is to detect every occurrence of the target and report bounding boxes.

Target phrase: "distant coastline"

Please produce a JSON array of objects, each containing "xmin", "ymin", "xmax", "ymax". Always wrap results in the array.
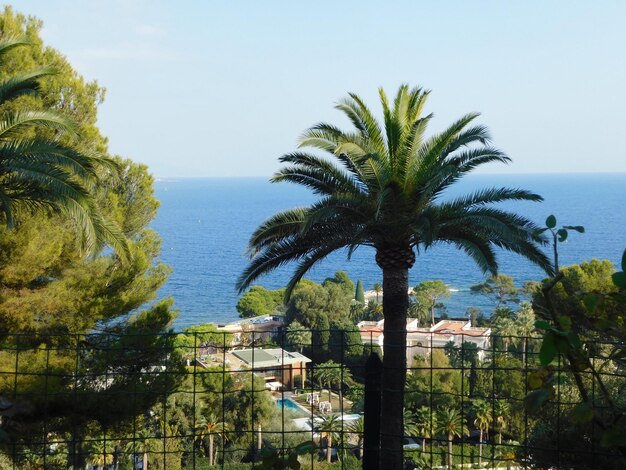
[{"xmin": 151, "ymin": 174, "xmax": 626, "ymax": 328}]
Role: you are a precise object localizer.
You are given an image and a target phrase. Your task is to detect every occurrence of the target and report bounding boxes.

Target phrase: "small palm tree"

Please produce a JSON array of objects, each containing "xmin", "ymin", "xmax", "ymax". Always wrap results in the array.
[
  {"xmin": 196, "ymin": 414, "xmax": 230, "ymax": 466},
  {"xmin": 515, "ymin": 302, "xmax": 536, "ymax": 361},
  {"xmin": 0, "ymin": 36, "xmax": 129, "ymax": 259},
  {"xmin": 494, "ymin": 317, "xmax": 518, "ymax": 354},
  {"xmin": 436, "ymin": 408, "xmax": 469, "ymax": 469},
  {"xmin": 317, "ymin": 413, "xmax": 342, "ymax": 463},
  {"xmin": 238, "ymin": 85, "xmax": 551, "ymax": 466},
  {"xmin": 347, "ymin": 416, "xmax": 364, "ymax": 459},
  {"xmin": 473, "ymin": 399, "xmax": 493, "ymax": 466},
  {"xmin": 124, "ymin": 428, "xmax": 155, "ymax": 470},
  {"xmin": 373, "ymin": 283, "xmax": 382, "ymax": 303},
  {"xmin": 412, "ymin": 406, "xmax": 437, "ymax": 451},
  {"xmin": 494, "ymin": 401, "xmax": 510, "ymax": 444},
  {"xmin": 86, "ymin": 438, "xmax": 115, "ymax": 469},
  {"xmin": 315, "ymin": 361, "xmax": 352, "ymax": 409},
  {"xmin": 326, "ymin": 364, "xmax": 352, "ymax": 411},
  {"xmin": 285, "ymin": 321, "xmax": 311, "ymax": 353}
]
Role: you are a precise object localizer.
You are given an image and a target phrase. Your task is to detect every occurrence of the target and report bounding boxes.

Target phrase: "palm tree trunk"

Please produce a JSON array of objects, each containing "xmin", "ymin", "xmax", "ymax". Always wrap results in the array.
[
  {"xmin": 379, "ymin": 265, "xmax": 410, "ymax": 469},
  {"xmin": 339, "ymin": 384, "xmax": 343, "ymax": 413},
  {"xmin": 479, "ymin": 429, "xmax": 483, "ymax": 465},
  {"xmin": 258, "ymin": 423, "xmax": 263, "ymax": 450},
  {"xmin": 448, "ymin": 437, "xmax": 453, "ymax": 469},
  {"xmin": 327, "ymin": 435, "xmax": 332, "ymax": 463},
  {"xmin": 431, "ymin": 304, "xmax": 435, "ymax": 326},
  {"xmin": 142, "ymin": 451, "xmax": 148, "ymax": 470},
  {"xmin": 422, "ymin": 437, "xmax": 426, "ymax": 451},
  {"xmin": 209, "ymin": 435, "xmax": 214, "ymax": 466}
]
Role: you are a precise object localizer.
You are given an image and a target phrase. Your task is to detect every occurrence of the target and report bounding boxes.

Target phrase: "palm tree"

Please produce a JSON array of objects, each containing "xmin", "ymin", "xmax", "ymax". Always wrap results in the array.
[
  {"xmin": 237, "ymin": 85, "xmax": 551, "ymax": 467},
  {"xmin": 494, "ymin": 401, "xmax": 510, "ymax": 444},
  {"xmin": 473, "ymin": 399, "xmax": 492, "ymax": 466},
  {"xmin": 347, "ymin": 416, "xmax": 364, "ymax": 459},
  {"xmin": 412, "ymin": 406, "xmax": 437, "ymax": 451},
  {"xmin": 285, "ymin": 320, "xmax": 311, "ymax": 353},
  {"xmin": 436, "ymin": 408, "xmax": 469, "ymax": 469},
  {"xmin": 86, "ymin": 438, "xmax": 115, "ymax": 470},
  {"xmin": 124, "ymin": 428, "xmax": 155, "ymax": 470},
  {"xmin": 317, "ymin": 413, "xmax": 342, "ymax": 463},
  {"xmin": 324, "ymin": 362, "xmax": 353, "ymax": 411},
  {"xmin": 494, "ymin": 317, "xmax": 518, "ymax": 355},
  {"xmin": 196, "ymin": 414, "xmax": 230, "ymax": 466},
  {"xmin": 0, "ymin": 36, "xmax": 129, "ymax": 259},
  {"xmin": 515, "ymin": 302, "xmax": 536, "ymax": 362},
  {"xmin": 373, "ymin": 282, "xmax": 382, "ymax": 303},
  {"xmin": 314, "ymin": 360, "xmax": 351, "ymax": 406}
]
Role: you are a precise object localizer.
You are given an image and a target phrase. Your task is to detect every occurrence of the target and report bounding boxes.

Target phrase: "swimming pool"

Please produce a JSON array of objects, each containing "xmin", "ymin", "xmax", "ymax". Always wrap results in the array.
[{"xmin": 275, "ymin": 398, "xmax": 306, "ymax": 415}]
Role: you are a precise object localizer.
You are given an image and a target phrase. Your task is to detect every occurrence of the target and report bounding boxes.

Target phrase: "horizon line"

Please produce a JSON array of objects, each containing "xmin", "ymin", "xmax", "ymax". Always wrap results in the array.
[{"xmin": 153, "ymin": 171, "xmax": 626, "ymax": 179}]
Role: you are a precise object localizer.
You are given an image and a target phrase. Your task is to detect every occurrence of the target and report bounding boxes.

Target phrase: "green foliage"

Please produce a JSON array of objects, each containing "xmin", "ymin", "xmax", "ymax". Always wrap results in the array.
[
  {"xmin": 285, "ymin": 321, "xmax": 312, "ymax": 352},
  {"xmin": 257, "ymin": 440, "xmax": 316, "ymax": 469},
  {"xmin": 175, "ymin": 323, "xmax": 233, "ymax": 351},
  {"xmin": 413, "ymin": 280, "xmax": 450, "ymax": 325},
  {"xmin": 0, "ymin": 8, "xmax": 179, "ymax": 466},
  {"xmin": 354, "ymin": 280, "xmax": 365, "ymax": 304},
  {"xmin": 236, "ymin": 286, "xmax": 284, "ymax": 319},
  {"xmin": 328, "ymin": 320, "xmax": 363, "ymax": 362},
  {"xmin": 322, "ymin": 271, "xmax": 354, "ymax": 298},
  {"xmin": 528, "ymin": 247, "xmax": 626, "ymax": 460},
  {"xmin": 406, "ymin": 350, "xmax": 461, "ymax": 409},
  {"xmin": 285, "ymin": 280, "xmax": 351, "ymax": 328},
  {"xmin": 0, "ymin": 7, "xmax": 128, "ymax": 258},
  {"xmin": 470, "ymin": 274, "xmax": 519, "ymax": 309},
  {"xmin": 444, "ymin": 341, "xmax": 478, "ymax": 369}
]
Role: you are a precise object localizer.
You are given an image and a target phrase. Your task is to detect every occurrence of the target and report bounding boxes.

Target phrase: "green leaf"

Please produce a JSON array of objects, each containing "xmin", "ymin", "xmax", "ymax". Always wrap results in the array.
[
  {"xmin": 539, "ymin": 332, "xmax": 557, "ymax": 365},
  {"xmin": 557, "ymin": 229, "xmax": 568, "ymax": 242},
  {"xmin": 524, "ymin": 388, "xmax": 549, "ymax": 413},
  {"xmin": 294, "ymin": 441, "xmax": 316, "ymax": 455},
  {"xmin": 622, "ymin": 249, "xmax": 626, "ymax": 272},
  {"xmin": 601, "ymin": 426, "xmax": 626, "ymax": 448},
  {"xmin": 559, "ymin": 316, "xmax": 572, "ymax": 332},
  {"xmin": 535, "ymin": 320, "xmax": 552, "ymax": 331},
  {"xmin": 534, "ymin": 227, "xmax": 548, "ymax": 235},
  {"xmin": 563, "ymin": 225, "xmax": 585, "ymax": 233},
  {"xmin": 612, "ymin": 272, "xmax": 626, "ymax": 289},
  {"xmin": 528, "ymin": 372, "xmax": 543, "ymax": 389},
  {"xmin": 570, "ymin": 402, "xmax": 594, "ymax": 424},
  {"xmin": 583, "ymin": 294, "xmax": 600, "ymax": 312},
  {"xmin": 545, "ymin": 215, "xmax": 557, "ymax": 229}
]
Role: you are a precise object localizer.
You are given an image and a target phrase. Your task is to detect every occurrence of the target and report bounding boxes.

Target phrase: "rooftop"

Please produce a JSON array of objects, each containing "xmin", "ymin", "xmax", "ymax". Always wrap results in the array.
[{"xmin": 232, "ymin": 348, "xmax": 311, "ymax": 368}]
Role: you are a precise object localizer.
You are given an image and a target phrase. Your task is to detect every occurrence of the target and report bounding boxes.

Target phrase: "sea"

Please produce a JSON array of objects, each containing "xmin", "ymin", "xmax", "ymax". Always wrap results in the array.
[{"xmin": 151, "ymin": 174, "xmax": 626, "ymax": 329}]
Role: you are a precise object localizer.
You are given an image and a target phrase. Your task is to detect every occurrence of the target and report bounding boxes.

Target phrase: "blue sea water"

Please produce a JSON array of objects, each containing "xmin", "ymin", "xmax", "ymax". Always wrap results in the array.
[{"xmin": 151, "ymin": 174, "xmax": 626, "ymax": 329}]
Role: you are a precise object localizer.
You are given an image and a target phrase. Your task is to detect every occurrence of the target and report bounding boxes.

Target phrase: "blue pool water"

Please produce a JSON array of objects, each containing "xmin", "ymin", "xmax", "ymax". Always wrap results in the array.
[{"xmin": 276, "ymin": 398, "xmax": 306, "ymax": 415}]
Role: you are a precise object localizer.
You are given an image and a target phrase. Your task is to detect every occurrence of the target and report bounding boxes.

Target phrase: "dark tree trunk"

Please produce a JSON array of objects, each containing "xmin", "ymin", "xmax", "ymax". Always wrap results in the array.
[{"xmin": 379, "ymin": 265, "xmax": 410, "ymax": 468}]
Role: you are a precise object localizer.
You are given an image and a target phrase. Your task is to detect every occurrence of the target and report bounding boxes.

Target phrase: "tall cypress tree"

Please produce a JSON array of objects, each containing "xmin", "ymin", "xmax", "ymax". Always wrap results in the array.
[{"xmin": 355, "ymin": 279, "xmax": 365, "ymax": 304}]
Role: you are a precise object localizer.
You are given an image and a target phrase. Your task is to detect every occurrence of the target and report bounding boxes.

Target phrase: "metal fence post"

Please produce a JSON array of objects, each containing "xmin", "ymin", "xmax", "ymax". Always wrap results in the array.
[{"xmin": 363, "ymin": 351, "xmax": 382, "ymax": 469}]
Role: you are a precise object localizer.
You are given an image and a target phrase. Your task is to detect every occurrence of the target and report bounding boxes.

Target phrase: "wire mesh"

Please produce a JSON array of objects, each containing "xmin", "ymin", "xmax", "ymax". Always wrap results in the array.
[{"xmin": 0, "ymin": 326, "xmax": 622, "ymax": 469}]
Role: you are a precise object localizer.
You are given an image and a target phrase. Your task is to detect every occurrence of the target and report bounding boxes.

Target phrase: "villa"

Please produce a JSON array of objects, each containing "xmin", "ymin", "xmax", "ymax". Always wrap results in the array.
[
  {"xmin": 228, "ymin": 347, "xmax": 311, "ymax": 390},
  {"xmin": 358, "ymin": 318, "xmax": 492, "ymax": 363},
  {"xmin": 215, "ymin": 314, "xmax": 285, "ymax": 345}
]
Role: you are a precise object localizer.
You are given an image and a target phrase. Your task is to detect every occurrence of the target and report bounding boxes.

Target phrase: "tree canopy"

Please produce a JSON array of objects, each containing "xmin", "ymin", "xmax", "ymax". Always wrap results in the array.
[{"xmin": 0, "ymin": 8, "xmax": 179, "ymax": 467}]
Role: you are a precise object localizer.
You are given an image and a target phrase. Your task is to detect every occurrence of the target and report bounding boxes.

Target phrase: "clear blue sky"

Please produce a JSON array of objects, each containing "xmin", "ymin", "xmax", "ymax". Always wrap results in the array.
[{"xmin": 11, "ymin": 1, "xmax": 626, "ymax": 177}]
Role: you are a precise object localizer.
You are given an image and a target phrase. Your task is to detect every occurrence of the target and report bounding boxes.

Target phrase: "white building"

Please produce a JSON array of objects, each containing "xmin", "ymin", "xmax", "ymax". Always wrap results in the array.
[{"xmin": 358, "ymin": 318, "xmax": 491, "ymax": 364}]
